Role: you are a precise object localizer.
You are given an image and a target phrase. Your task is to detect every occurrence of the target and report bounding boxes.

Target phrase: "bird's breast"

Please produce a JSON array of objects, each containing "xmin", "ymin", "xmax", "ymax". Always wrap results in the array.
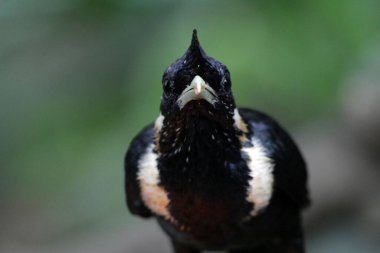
[
  {"xmin": 137, "ymin": 133, "xmax": 276, "ymax": 231},
  {"xmin": 167, "ymin": 190, "xmax": 250, "ymax": 231},
  {"xmin": 157, "ymin": 159, "xmax": 253, "ymax": 234}
]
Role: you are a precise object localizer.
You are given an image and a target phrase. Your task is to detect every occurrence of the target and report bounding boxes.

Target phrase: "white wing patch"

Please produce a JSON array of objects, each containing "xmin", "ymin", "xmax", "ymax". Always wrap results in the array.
[
  {"xmin": 154, "ymin": 114, "xmax": 164, "ymax": 132},
  {"xmin": 233, "ymin": 109, "xmax": 248, "ymax": 133},
  {"xmin": 243, "ymin": 139, "xmax": 274, "ymax": 216},
  {"xmin": 137, "ymin": 145, "xmax": 172, "ymax": 220}
]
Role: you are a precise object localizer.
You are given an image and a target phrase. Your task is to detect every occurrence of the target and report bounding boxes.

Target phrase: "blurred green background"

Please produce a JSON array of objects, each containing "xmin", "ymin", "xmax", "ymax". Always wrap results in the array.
[{"xmin": 1, "ymin": 0, "xmax": 380, "ymax": 252}]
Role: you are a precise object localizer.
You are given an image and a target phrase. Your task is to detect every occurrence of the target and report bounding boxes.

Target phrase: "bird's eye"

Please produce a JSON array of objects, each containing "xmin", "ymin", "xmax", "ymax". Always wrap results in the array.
[
  {"xmin": 222, "ymin": 76, "xmax": 231, "ymax": 89},
  {"xmin": 163, "ymin": 79, "xmax": 171, "ymax": 96}
]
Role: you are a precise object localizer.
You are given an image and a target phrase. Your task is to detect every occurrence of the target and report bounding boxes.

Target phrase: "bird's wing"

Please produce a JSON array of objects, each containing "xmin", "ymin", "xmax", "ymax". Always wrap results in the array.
[
  {"xmin": 124, "ymin": 124, "xmax": 155, "ymax": 218},
  {"xmin": 239, "ymin": 108, "xmax": 310, "ymax": 209}
]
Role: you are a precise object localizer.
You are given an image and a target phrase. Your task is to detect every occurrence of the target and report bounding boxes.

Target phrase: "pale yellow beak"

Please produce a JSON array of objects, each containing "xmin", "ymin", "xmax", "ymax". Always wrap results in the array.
[
  {"xmin": 192, "ymin": 75, "xmax": 206, "ymax": 95},
  {"xmin": 177, "ymin": 75, "xmax": 218, "ymax": 110}
]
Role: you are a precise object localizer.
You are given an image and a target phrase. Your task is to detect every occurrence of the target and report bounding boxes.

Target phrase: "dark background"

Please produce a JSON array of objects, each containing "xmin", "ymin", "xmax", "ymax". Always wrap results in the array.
[{"xmin": 1, "ymin": 0, "xmax": 379, "ymax": 252}]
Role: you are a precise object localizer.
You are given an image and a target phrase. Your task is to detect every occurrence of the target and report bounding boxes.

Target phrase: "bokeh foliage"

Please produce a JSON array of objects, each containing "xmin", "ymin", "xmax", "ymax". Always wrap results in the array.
[{"xmin": 1, "ymin": 0, "xmax": 379, "ymax": 244}]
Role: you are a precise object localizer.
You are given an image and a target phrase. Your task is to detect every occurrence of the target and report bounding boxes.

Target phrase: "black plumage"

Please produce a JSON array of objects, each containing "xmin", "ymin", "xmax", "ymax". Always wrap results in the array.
[{"xmin": 124, "ymin": 30, "xmax": 310, "ymax": 253}]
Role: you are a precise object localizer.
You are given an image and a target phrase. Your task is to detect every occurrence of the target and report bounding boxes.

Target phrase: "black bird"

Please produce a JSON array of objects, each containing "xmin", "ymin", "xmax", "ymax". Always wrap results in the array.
[{"xmin": 124, "ymin": 30, "xmax": 310, "ymax": 253}]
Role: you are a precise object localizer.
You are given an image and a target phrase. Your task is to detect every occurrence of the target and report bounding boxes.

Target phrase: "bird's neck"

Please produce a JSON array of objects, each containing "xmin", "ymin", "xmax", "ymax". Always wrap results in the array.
[
  {"xmin": 157, "ymin": 110, "xmax": 241, "ymax": 156},
  {"xmin": 156, "ymin": 111, "xmax": 247, "ymax": 188},
  {"xmin": 154, "ymin": 110, "xmax": 252, "ymax": 199}
]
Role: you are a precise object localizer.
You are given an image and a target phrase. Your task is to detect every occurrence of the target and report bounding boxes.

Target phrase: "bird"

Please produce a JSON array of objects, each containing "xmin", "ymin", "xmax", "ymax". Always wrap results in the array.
[{"xmin": 124, "ymin": 29, "xmax": 310, "ymax": 253}]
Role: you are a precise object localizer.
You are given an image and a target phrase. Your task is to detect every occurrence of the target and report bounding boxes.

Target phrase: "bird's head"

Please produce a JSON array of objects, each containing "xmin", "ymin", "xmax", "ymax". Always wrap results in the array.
[
  {"xmin": 160, "ymin": 29, "xmax": 235, "ymax": 120},
  {"xmin": 156, "ymin": 30, "xmax": 245, "ymax": 154}
]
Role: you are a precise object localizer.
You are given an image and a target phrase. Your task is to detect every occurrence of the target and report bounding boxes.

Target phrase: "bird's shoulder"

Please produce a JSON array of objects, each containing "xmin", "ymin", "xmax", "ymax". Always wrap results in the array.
[
  {"xmin": 238, "ymin": 108, "xmax": 310, "ymax": 209},
  {"xmin": 125, "ymin": 124, "xmax": 155, "ymax": 166},
  {"xmin": 124, "ymin": 124, "xmax": 155, "ymax": 218}
]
